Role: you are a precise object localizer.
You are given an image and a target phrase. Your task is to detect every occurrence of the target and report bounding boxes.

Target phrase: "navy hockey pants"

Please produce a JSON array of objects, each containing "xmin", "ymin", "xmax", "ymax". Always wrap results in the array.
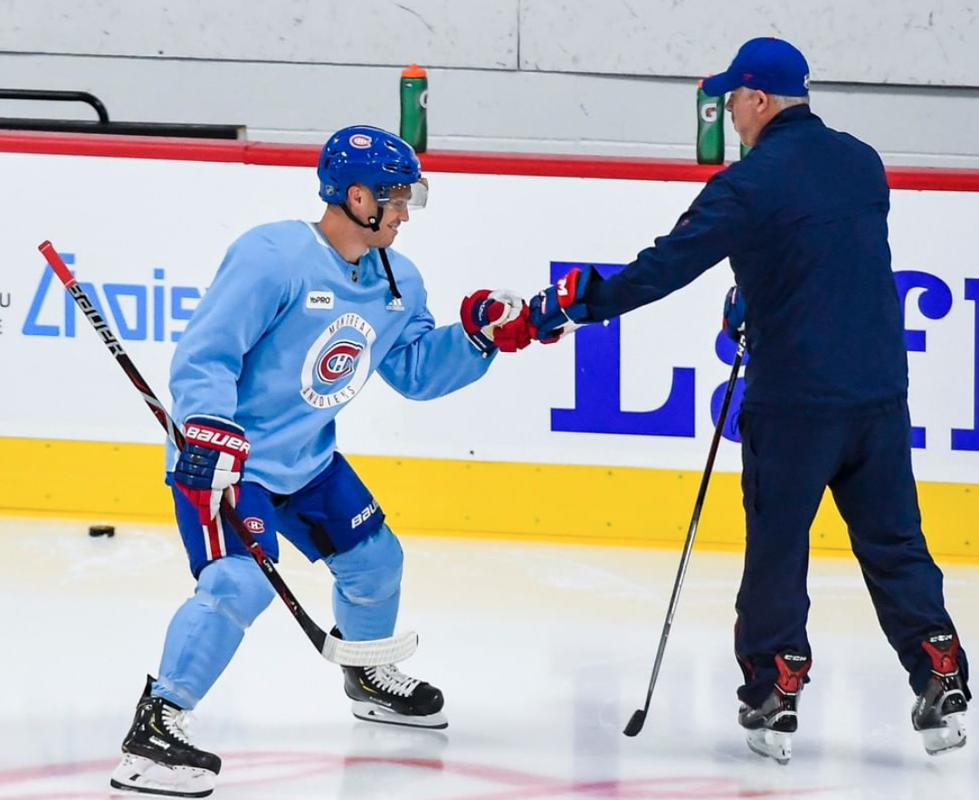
[{"xmin": 734, "ymin": 397, "xmax": 968, "ymax": 708}]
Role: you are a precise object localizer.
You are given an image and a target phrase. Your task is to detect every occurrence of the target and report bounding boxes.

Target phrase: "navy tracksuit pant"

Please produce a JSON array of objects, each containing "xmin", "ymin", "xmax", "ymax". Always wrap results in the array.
[{"xmin": 735, "ymin": 396, "xmax": 968, "ymax": 708}]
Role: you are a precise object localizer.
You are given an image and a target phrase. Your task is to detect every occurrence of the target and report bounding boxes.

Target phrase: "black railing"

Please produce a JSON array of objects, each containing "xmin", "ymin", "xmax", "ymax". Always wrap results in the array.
[{"xmin": 0, "ymin": 89, "xmax": 243, "ymax": 139}]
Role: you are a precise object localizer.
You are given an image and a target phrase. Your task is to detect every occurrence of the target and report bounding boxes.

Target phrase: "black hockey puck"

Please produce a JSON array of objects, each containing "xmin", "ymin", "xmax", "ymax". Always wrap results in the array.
[{"xmin": 88, "ymin": 525, "xmax": 116, "ymax": 538}]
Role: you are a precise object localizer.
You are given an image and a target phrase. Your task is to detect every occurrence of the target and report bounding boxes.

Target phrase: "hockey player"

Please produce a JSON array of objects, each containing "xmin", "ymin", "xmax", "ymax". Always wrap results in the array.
[
  {"xmin": 521, "ymin": 38, "xmax": 970, "ymax": 763},
  {"xmin": 110, "ymin": 125, "xmax": 531, "ymax": 797}
]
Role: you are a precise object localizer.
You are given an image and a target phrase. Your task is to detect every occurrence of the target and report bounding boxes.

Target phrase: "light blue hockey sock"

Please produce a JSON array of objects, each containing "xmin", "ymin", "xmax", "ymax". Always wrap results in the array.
[
  {"xmin": 153, "ymin": 555, "xmax": 275, "ymax": 709},
  {"xmin": 330, "ymin": 525, "xmax": 404, "ymax": 641}
]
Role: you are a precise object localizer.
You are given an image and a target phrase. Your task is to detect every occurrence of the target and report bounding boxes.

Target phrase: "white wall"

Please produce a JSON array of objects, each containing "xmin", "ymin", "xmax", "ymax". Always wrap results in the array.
[{"xmin": 1, "ymin": 1, "xmax": 978, "ymax": 165}]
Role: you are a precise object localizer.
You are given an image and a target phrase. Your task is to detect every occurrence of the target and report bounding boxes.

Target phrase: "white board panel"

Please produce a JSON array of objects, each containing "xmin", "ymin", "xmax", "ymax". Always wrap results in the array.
[{"xmin": 1, "ymin": 150, "xmax": 977, "ymax": 485}]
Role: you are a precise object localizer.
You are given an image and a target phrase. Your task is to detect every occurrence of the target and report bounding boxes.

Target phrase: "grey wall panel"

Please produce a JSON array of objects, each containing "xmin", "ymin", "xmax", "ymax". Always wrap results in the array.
[
  {"xmin": 0, "ymin": 0, "xmax": 519, "ymax": 69},
  {"xmin": 3, "ymin": 53, "xmax": 978, "ymax": 168},
  {"xmin": 520, "ymin": 0, "xmax": 979, "ymax": 87},
  {"xmin": 1, "ymin": 2, "xmax": 978, "ymax": 167},
  {"xmin": 0, "ymin": 54, "xmax": 405, "ymax": 135}
]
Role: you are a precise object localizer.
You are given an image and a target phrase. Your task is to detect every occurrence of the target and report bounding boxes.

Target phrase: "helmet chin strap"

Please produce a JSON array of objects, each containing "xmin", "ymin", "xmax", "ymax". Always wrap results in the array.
[
  {"xmin": 338, "ymin": 200, "xmax": 401, "ymax": 300},
  {"xmin": 340, "ymin": 201, "xmax": 381, "ymax": 233}
]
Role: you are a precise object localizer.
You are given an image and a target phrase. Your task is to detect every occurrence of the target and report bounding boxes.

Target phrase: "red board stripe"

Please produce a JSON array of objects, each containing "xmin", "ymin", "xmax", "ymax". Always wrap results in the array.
[{"xmin": 1, "ymin": 130, "xmax": 978, "ymax": 191}]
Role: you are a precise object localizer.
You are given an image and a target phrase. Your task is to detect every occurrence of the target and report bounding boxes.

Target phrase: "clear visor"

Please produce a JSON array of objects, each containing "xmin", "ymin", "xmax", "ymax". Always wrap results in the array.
[{"xmin": 375, "ymin": 177, "xmax": 428, "ymax": 211}]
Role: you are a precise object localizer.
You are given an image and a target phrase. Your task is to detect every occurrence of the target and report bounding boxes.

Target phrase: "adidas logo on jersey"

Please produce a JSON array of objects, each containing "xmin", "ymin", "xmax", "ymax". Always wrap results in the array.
[
  {"xmin": 387, "ymin": 297, "xmax": 405, "ymax": 312},
  {"xmin": 307, "ymin": 291, "xmax": 335, "ymax": 309}
]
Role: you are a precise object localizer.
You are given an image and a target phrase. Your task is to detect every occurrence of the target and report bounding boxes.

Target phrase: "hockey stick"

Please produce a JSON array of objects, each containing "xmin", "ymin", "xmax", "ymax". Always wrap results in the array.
[
  {"xmin": 38, "ymin": 240, "xmax": 417, "ymax": 668},
  {"xmin": 623, "ymin": 335, "xmax": 746, "ymax": 737}
]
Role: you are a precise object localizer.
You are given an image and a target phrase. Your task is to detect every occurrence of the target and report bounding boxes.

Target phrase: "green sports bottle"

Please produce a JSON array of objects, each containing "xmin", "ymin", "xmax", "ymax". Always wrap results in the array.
[
  {"xmin": 696, "ymin": 80, "xmax": 724, "ymax": 165},
  {"xmin": 400, "ymin": 63, "xmax": 428, "ymax": 153}
]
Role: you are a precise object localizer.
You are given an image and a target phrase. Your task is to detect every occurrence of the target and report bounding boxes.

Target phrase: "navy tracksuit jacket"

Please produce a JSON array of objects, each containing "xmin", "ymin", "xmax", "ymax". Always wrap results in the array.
[{"xmin": 583, "ymin": 105, "xmax": 967, "ymax": 706}]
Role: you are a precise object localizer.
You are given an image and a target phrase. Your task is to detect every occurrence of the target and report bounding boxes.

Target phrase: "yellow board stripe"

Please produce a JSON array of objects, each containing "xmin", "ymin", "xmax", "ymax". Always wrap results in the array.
[{"xmin": 0, "ymin": 436, "xmax": 975, "ymax": 561}]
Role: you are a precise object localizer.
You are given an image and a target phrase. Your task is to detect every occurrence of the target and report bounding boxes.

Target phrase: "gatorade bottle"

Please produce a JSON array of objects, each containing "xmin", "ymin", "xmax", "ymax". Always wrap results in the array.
[
  {"xmin": 696, "ymin": 80, "xmax": 724, "ymax": 165},
  {"xmin": 400, "ymin": 64, "xmax": 428, "ymax": 153}
]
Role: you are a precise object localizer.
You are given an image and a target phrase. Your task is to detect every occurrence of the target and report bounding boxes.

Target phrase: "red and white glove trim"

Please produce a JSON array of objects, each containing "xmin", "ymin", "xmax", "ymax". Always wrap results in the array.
[
  {"xmin": 184, "ymin": 416, "xmax": 251, "ymax": 458},
  {"xmin": 461, "ymin": 289, "xmax": 530, "ymax": 354},
  {"xmin": 176, "ymin": 414, "xmax": 250, "ymax": 524}
]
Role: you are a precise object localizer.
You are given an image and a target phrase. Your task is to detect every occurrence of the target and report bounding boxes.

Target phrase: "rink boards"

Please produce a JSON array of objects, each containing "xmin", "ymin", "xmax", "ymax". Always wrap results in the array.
[{"xmin": 0, "ymin": 133, "xmax": 976, "ymax": 558}]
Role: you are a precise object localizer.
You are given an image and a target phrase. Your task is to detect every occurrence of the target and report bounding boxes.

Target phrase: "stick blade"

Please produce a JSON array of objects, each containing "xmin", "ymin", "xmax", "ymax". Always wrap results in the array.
[
  {"xmin": 321, "ymin": 630, "xmax": 419, "ymax": 666},
  {"xmin": 623, "ymin": 709, "xmax": 646, "ymax": 737}
]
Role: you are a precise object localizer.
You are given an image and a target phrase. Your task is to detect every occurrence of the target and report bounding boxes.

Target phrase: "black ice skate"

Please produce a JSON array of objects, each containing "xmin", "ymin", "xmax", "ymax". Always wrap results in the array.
[
  {"xmin": 330, "ymin": 626, "xmax": 446, "ymax": 729},
  {"xmin": 912, "ymin": 632, "xmax": 970, "ymax": 756},
  {"xmin": 343, "ymin": 662, "xmax": 447, "ymax": 729},
  {"xmin": 738, "ymin": 650, "xmax": 811, "ymax": 765},
  {"xmin": 109, "ymin": 675, "xmax": 221, "ymax": 798}
]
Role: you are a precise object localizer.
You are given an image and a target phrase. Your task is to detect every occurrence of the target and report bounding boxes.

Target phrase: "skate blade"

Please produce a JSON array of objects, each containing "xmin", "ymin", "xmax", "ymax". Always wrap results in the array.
[
  {"xmin": 921, "ymin": 712, "xmax": 967, "ymax": 756},
  {"xmin": 351, "ymin": 700, "xmax": 449, "ymax": 730},
  {"xmin": 745, "ymin": 728, "xmax": 792, "ymax": 765},
  {"xmin": 109, "ymin": 754, "xmax": 216, "ymax": 798}
]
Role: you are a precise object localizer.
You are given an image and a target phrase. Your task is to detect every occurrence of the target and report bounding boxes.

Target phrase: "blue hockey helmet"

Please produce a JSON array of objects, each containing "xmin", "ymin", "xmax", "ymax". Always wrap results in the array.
[{"xmin": 317, "ymin": 125, "xmax": 426, "ymax": 208}]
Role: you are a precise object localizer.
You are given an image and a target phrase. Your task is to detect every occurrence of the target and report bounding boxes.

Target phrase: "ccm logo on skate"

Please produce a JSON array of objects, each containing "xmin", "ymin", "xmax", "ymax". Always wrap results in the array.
[
  {"xmin": 351, "ymin": 499, "xmax": 379, "ymax": 529},
  {"xmin": 306, "ymin": 291, "xmax": 335, "ymax": 309},
  {"xmin": 243, "ymin": 517, "xmax": 265, "ymax": 534}
]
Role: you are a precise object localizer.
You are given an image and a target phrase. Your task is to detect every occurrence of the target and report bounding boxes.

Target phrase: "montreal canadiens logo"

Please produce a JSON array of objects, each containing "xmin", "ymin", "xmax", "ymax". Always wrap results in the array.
[
  {"xmin": 317, "ymin": 339, "xmax": 364, "ymax": 383},
  {"xmin": 301, "ymin": 312, "xmax": 377, "ymax": 409},
  {"xmin": 243, "ymin": 517, "xmax": 265, "ymax": 534},
  {"xmin": 350, "ymin": 133, "xmax": 372, "ymax": 149}
]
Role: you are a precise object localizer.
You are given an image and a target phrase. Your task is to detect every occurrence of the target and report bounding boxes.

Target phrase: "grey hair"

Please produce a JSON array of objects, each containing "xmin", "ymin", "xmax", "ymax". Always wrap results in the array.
[{"xmin": 768, "ymin": 94, "xmax": 810, "ymax": 110}]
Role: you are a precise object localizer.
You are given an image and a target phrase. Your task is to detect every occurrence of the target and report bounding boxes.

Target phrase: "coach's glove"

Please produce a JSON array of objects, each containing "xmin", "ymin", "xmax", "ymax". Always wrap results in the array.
[
  {"xmin": 528, "ymin": 266, "xmax": 601, "ymax": 343},
  {"xmin": 722, "ymin": 285, "xmax": 746, "ymax": 342},
  {"xmin": 174, "ymin": 414, "xmax": 250, "ymax": 524},
  {"xmin": 461, "ymin": 289, "xmax": 531, "ymax": 354}
]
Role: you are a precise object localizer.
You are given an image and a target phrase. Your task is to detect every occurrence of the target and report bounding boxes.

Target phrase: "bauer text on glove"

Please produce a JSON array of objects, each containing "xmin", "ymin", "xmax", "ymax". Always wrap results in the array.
[{"xmin": 173, "ymin": 414, "xmax": 250, "ymax": 524}]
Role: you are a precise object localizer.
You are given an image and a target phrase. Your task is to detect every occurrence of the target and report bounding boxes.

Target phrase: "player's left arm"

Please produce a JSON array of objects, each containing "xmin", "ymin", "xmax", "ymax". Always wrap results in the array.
[{"xmin": 378, "ymin": 287, "xmax": 527, "ymax": 400}]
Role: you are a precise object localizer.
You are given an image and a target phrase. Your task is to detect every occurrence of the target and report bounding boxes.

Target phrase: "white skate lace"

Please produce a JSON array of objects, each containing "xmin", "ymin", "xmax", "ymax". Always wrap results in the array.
[
  {"xmin": 364, "ymin": 664, "xmax": 421, "ymax": 697},
  {"xmin": 161, "ymin": 705, "xmax": 195, "ymax": 746}
]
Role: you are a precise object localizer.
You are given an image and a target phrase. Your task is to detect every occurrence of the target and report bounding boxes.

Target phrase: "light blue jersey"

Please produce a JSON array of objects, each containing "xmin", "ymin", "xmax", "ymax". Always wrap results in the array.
[{"xmin": 168, "ymin": 220, "xmax": 494, "ymax": 493}]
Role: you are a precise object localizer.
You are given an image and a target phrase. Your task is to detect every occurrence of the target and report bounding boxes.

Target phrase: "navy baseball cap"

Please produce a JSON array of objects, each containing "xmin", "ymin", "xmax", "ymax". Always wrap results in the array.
[{"xmin": 702, "ymin": 37, "xmax": 810, "ymax": 97}]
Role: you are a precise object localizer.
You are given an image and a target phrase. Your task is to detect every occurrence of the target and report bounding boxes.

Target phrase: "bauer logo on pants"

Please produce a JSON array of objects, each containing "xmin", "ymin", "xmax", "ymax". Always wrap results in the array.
[{"xmin": 351, "ymin": 499, "xmax": 380, "ymax": 529}]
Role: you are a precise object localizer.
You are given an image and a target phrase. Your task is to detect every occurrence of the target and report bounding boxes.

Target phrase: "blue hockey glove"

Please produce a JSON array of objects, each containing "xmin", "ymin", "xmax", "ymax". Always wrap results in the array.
[
  {"xmin": 723, "ymin": 285, "xmax": 746, "ymax": 342},
  {"xmin": 461, "ymin": 289, "xmax": 530, "ymax": 354},
  {"xmin": 528, "ymin": 266, "xmax": 601, "ymax": 343},
  {"xmin": 174, "ymin": 415, "xmax": 250, "ymax": 524}
]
